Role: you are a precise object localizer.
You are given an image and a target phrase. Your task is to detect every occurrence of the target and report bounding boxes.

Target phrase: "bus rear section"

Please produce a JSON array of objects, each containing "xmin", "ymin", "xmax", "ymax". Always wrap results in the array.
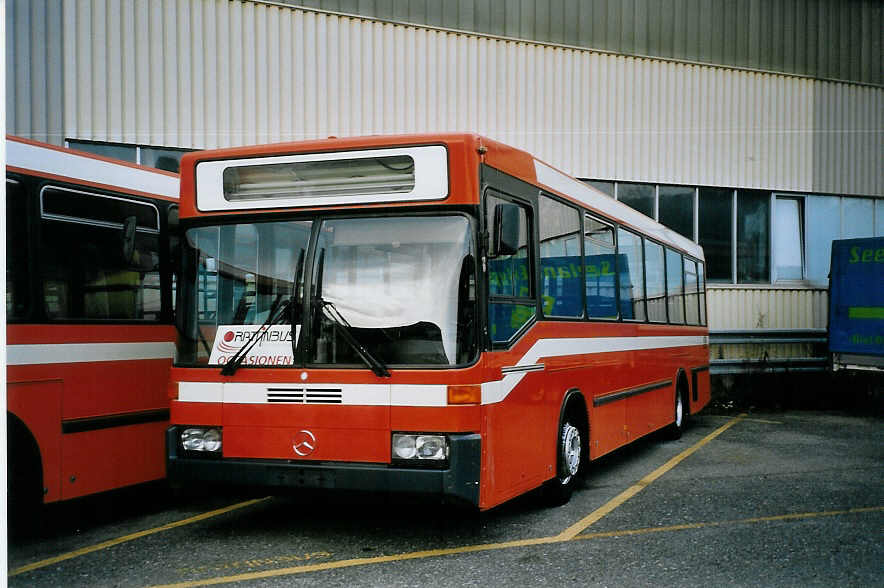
[
  {"xmin": 167, "ymin": 133, "xmax": 709, "ymax": 510},
  {"xmin": 6, "ymin": 137, "xmax": 179, "ymax": 515}
]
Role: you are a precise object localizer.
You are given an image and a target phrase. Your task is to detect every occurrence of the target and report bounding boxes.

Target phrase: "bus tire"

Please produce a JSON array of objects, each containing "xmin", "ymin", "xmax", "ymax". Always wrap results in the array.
[
  {"xmin": 665, "ymin": 377, "xmax": 689, "ymax": 440},
  {"xmin": 7, "ymin": 414, "xmax": 44, "ymax": 536},
  {"xmin": 544, "ymin": 396, "xmax": 587, "ymax": 506}
]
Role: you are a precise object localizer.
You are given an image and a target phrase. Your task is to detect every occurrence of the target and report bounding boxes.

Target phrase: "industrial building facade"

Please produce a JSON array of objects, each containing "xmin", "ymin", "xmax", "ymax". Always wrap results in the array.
[{"xmin": 6, "ymin": 0, "xmax": 883, "ymax": 383}]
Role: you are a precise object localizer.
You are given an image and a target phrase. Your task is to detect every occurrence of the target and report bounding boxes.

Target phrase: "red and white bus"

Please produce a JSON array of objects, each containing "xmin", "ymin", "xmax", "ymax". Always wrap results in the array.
[
  {"xmin": 6, "ymin": 136, "xmax": 179, "ymax": 516},
  {"xmin": 167, "ymin": 134, "xmax": 709, "ymax": 510}
]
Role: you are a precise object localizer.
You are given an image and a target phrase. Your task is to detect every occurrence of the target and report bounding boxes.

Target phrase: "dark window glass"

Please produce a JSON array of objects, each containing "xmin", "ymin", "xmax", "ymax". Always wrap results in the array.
[
  {"xmin": 698, "ymin": 262, "xmax": 707, "ymax": 325},
  {"xmin": 67, "ymin": 141, "xmax": 137, "ymax": 163},
  {"xmin": 486, "ymin": 192, "xmax": 535, "ymax": 343},
  {"xmin": 40, "ymin": 188, "xmax": 161, "ymax": 320},
  {"xmin": 141, "ymin": 146, "xmax": 189, "ymax": 173},
  {"xmin": 698, "ymin": 188, "xmax": 733, "ymax": 281},
  {"xmin": 618, "ymin": 183, "xmax": 655, "ymax": 218},
  {"xmin": 684, "ymin": 258, "xmax": 700, "ymax": 325},
  {"xmin": 666, "ymin": 248, "xmax": 685, "ymax": 324},
  {"xmin": 737, "ymin": 190, "xmax": 770, "ymax": 283},
  {"xmin": 659, "ymin": 186, "xmax": 694, "ymax": 239},
  {"xmin": 6, "ymin": 180, "xmax": 30, "ymax": 319},
  {"xmin": 539, "ymin": 195, "xmax": 582, "ymax": 317},
  {"xmin": 583, "ymin": 180, "xmax": 614, "ymax": 197},
  {"xmin": 617, "ymin": 228, "xmax": 646, "ymax": 321},
  {"xmin": 644, "ymin": 240, "xmax": 666, "ymax": 322},
  {"xmin": 584, "ymin": 215, "xmax": 617, "ymax": 318}
]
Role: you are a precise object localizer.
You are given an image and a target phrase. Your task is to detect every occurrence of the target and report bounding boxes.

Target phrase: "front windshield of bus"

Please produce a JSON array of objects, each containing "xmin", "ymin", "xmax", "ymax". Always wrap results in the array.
[{"xmin": 176, "ymin": 215, "xmax": 477, "ymax": 368}]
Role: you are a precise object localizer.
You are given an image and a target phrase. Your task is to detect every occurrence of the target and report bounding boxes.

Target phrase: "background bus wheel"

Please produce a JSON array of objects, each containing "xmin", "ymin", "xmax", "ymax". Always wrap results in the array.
[
  {"xmin": 544, "ymin": 413, "xmax": 584, "ymax": 506},
  {"xmin": 665, "ymin": 385, "xmax": 688, "ymax": 440},
  {"xmin": 8, "ymin": 415, "xmax": 44, "ymax": 536}
]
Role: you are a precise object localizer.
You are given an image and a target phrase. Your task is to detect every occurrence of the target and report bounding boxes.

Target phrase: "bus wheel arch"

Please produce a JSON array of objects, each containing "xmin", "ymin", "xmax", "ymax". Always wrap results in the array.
[
  {"xmin": 666, "ymin": 370, "xmax": 690, "ymax": 440},
  {"xmin": 544, "ymin": 389, "xmax": 588, "ymax": 505},
  {"xmin": 7, "ymin": 412, "xmax": 45, "ymax": 531}
]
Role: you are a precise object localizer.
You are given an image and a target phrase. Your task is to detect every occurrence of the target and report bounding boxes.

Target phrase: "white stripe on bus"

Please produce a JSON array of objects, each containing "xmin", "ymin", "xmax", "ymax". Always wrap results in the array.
[
  {"xmin": 7, "ymin": 342, "xmax": 177, "ymax": 365},
  {"xmin": 176, "ymin": 335, "xmax": 706, "ymax": 407}
]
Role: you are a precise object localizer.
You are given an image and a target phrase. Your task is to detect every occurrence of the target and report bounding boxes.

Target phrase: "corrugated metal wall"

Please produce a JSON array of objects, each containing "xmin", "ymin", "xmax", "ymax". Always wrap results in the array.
[
  {"xmin": 50, "ymin": 0, "xmax": 883, "ymax": 197},
  {"xmin": 5, "ymin": 0, "xmax": 64, "ymax": 144},
  {"xmin": 707, "ymin": 287, "xmax": 828, "ymax": 330},
  {"xmin": 285, "ymin": 0, "xmax": 883, "ymax": 86}
]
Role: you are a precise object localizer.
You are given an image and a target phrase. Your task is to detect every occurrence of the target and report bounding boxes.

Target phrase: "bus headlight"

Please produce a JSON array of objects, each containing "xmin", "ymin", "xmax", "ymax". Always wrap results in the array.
[
  {"xmin": 392, "ymin": 433, "xmax": 448, "ymax": 461},
  {"xmin": 181, "ymin": 427, "xmax": 223, "ymax": 453}
]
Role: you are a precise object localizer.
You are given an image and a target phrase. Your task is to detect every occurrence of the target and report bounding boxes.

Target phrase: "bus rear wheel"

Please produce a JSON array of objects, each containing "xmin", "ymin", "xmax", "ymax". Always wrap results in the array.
[{"xmin": 665, "ymin": 384, "xmax": 688, "ymax": 440}]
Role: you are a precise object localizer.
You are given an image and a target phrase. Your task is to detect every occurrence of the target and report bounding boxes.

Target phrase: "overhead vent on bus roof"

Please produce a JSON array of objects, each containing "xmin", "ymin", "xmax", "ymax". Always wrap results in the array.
[
  {"xmin": 194, "ymin": 145, "xmax": 448, "ymax": 211},
  {"xmin": 222, "ymin": 156, "xmax": 415, "ymax": 202}
]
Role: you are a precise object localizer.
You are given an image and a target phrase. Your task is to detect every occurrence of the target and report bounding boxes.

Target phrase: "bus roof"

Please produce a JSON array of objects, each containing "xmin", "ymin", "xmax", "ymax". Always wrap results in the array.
[
  {"xmin": 6, "ymin": 135, "xmax": 179, "ymax": 202},
  {"xmin": 179, "ymin": 133, "xmax": 702, "ymax": 260}
]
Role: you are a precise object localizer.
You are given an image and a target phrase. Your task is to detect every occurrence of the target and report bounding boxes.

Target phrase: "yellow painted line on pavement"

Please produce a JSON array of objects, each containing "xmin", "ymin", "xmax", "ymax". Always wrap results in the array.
[
  {"xmin": 150, "ymin": 505, "xmax": 884, "ymax": 587},
  {"xmin": 555, "ymin": 413, "xmax": 747, "ymax": 540},
  {"xmin": 151, "ymin": 414, "xmax": 749, "ymax": 587},
  {"xmin": 573, "ymin": 505, "xmax": 884, "ymax": 541},
  {"xmin": 8, "ymin": 498, "xmax": 270, "ymax": 577}
]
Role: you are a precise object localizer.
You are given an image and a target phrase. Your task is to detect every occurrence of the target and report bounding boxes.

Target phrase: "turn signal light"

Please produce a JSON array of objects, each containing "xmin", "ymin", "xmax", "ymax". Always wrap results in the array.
[{"xmin": 447, "ymin": 384, "xmax": 480, "ymax": 405}]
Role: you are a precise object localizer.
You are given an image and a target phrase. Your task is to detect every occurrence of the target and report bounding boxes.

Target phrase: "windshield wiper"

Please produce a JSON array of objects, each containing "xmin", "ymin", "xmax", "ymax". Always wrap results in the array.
[
  {"xmin": 318, "ymin": 298, "xmax": 391, "ymax": 378},
  {"xmin": 220, "ymin": 293, "xmax": 289, "ymax": 376}
]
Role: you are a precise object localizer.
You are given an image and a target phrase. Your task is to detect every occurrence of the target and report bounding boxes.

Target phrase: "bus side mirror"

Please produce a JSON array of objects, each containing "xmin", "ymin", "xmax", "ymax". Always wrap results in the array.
[
  {"xmin": 493, "ymin": 203, "xmax": 521, "ymax": 257},
  {"xmin": 122, "ymin": 215, "xmax": 137, "ymax": 265}
]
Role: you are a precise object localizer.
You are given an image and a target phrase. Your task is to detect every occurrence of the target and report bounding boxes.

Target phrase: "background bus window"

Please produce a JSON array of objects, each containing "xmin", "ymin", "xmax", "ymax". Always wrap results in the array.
[
  {"xmin": 486, "ymin": 192, "xmax": 534, "ymax": 343},
  {"xmin": 39, "ymin": 187, "xmax": 161, "ymax": 320},
  {"xmin": 617, "ymin": 228, "xmax": 646, "ymax": 321},
  {"xmin": 584, "ymin": 215, "xmax": 617, "ymax": 318},
  {"xmin": 539, "ymin": 195, "xmax": 582, "ymax": 317},
  {"xmin": 6, "ymin": 179, "xmax": 30, "ymax": 319},
  {"xmin": 644, "ymin": 240, "xmax": 667, "ymax": 322},
  {"xmin": 666, "ymin": 248, "xmax": 685, "ymax": 324},
  {"xmin": 684, "ymin": 258, "xmax": 700, "ymax": 325}
]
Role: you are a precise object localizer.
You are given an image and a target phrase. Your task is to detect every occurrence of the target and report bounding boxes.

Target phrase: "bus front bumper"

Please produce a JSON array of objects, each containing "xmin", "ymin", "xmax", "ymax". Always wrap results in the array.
[{"xmin": 166, "ymin": 429, "xmax": 481, "ymax": 508}]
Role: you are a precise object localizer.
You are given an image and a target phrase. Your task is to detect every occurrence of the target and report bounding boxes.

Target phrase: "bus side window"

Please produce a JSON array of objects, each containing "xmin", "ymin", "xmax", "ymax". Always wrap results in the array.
[
  {"xmin": 538, "ymin": 195, "xmax": 582, "ymax": 318},
  {"xmin": 486, "ymin": 191, "xmax": 535, "ymax": 344},
  {"xmin": 6, "ymin": 178, "xmax": 30, "ymax": 319},
  {"xmin": 39, "ymin": 187, "xmax": 162, "ymax": 321}
]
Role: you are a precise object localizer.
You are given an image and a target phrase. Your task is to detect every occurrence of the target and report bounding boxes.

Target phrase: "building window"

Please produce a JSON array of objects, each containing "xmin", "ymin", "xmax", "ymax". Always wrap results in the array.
[
  {"xmin": 659, "ymin": 186, "xmax": 695, "ymax": 239},
  {"xmin": 773, "ymin": 197, "xmax": 804, "ymax": 281},
  {"xmin": 842, "ymin": 197, "xmax": 875, "ymax": 239},
  {"xmin": 618, "ymin": 183, "xmax": 655, "ymax": 218},
  {"xmin": 583, "ymin": 180, "xmax": 614, "ymax": 197},
  {"xmin": 67, "ymin": 139, "xmax": 191, "ymax": 173},
  {"xmin": 736, "ymin": 190, "xmax": 770, "ymax": 283},
  {"xmin": 698, "ymin": 188, "xmax": 733, "ymax": 282}
]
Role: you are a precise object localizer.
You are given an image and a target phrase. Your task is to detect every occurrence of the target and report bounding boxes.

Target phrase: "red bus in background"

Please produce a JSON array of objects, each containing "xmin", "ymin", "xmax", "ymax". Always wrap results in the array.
[
  {"xmin": 167, "ymin": 133, "xmax": 709, "ymax": 510},
  {"xmin": 6, "ymin": 136, "xmax": 179, "ymax": 516}
]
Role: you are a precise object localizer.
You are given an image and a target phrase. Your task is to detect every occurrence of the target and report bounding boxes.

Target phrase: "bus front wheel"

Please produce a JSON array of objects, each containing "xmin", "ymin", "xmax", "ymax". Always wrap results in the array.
[{"xmin": 544, "ymin": 403, "xmax": 586, "ymax": 506}]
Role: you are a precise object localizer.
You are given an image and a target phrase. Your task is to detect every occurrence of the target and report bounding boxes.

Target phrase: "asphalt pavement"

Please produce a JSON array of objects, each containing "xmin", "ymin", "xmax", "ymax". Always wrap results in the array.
[{"xmin": 7, "ymin": 411, "xmax": 883, "ymax": 587}]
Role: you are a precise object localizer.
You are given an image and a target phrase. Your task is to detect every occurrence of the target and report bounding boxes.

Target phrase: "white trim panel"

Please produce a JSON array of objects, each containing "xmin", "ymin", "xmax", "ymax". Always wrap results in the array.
[
  {"xmin": 194, "ymin": 146, "xmax": 448, "ymax": 211},
  {"xmin": 177, "ymin": 382, "xmax": 448, "ymax": 407},
  {"xmin": 7, "ymin": 342, "xmax": 176, "ymax": 366},
  {"xmin": 6, "ymin": 139, "xmax": 179, "ymax": 199},
  {"xmin": 482, "ymin": 335, "xmax": 708, "ymax": 405},
  {"xmin": 535, "ymin": 160, "xmax": 704, "ymax": 259}
]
